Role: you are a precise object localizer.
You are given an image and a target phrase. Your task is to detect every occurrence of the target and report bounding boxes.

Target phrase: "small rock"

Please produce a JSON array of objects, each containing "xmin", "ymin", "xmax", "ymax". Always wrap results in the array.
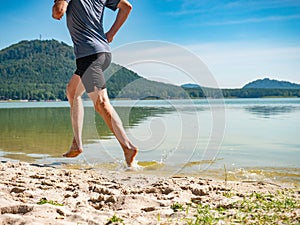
[
  {"xmin": 72, "ymin": 192, "xmax": 79, "ymax": 198},
  {"xmin": 64, "ymin": 171, "xmax": 71, "ymax": 176},
  {"xmin": 145, "ymin": 187, "xmax": 157, "ymax": 194},
  {"xmin": 92, "ymin": 186, "xmax": 112, "ymax": 195},
  {"xmin": 56, "ymin": 208, "xmax": 65, "ymax": 216},
  {"xmin": 191, "ymin": 197, "xmax": 202, "ymax": 204},
  {"xmin": 89, "ymin": 194, "xmax": 105, "ymax": 203},
  {"xmin": 142, "ymin": 206, "xmax": 156, "ymax": 212},
  {"xmin": 10, "ymin": 187, "xmax": 25, "ymax": 194},
  {"xmin": 161, "ymin": 187, "xmax": 174, "ymax": 195},
  {"xmin": 105, "ymin": 195, "xmax": 117, "ymax": 204},
  {"xmin": 190, "ymin": 185, "xmax": 209, "ymax": 196},
  {"xmin": 64, "ymin": 193, "xmax": 72, "ymax": 198},
  {"xmin": 180, "ymin": 185, "xmax": 189, "ymax": 191}
]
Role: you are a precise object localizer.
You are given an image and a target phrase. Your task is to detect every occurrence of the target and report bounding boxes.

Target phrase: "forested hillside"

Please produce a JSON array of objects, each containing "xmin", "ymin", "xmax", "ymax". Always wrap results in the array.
[
  {"xmin": 182, "ymin": 78, "xmax": 300, "ymax": 98},
  {"xmin": 1, "ymin": 40, "xmax": 299, "ymax": 100},
  {"xmin": 182, "ymin": 86, "xmax": 300, "ymax": 98},
  {"xmin": 0, "ymin": 40, "xmax": 74, "ymax": 100},
  {"xmin": 0, "ymin": 40, "xmax": 187, "ymax": 100}
]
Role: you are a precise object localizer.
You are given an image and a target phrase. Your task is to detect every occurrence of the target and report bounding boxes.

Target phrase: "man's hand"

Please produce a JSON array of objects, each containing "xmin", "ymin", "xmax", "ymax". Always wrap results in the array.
[
  {"xmin": 52, "ymin": 0, "xmax": 68, "ymax": 20},
  {"xmin": 106, "ymin": 0, "xmax": 132, "ymax": 43},
  {"xmin": 105, "ymin": 31, "xmax": 114, "ymax": 43}
]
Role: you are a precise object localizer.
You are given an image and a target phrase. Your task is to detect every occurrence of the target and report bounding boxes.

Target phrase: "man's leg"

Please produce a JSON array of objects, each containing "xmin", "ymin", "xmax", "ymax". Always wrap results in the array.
[
  {"xmin": 88, "ymin": 88, "xmax": 138, "ymax": 167},
  {"xmin": 63, "ymin": 74, "xmax": 85, "ymax": 157}
]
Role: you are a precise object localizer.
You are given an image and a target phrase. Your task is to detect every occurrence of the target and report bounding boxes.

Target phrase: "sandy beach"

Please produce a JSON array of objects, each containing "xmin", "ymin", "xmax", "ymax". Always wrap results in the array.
[{"xmin": 0, "ymin": 161, "xmax": 299, "ymax": 225}]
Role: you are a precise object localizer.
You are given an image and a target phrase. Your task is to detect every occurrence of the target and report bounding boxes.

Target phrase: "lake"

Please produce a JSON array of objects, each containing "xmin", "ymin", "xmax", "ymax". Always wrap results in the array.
[{"xmin": 0, "ymin": 98, "xmax": 299, "ymax": 186}]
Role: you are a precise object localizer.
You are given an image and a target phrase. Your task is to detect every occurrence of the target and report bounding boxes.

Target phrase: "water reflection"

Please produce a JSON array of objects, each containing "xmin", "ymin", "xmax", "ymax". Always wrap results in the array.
[
  {"xmin": 94, "ymin": 107, "xmax": 174, "ymax": 138},
  {"xmin": 0, "ymin": 107, "xmax": 73, "ymax": 157},
  {"xmin": 244, "ymin": 105, "xmax": 297, "ymax": 118},
  {"xmin": 0, "ymin": 106, "xmax": 175, "ymax": 160}
]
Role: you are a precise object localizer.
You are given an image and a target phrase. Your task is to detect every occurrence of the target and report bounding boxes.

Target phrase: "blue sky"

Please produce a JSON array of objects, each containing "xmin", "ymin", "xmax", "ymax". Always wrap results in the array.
[{"xmin": 0, "ymin": 0, "xmax": 299, "ymax": 88}]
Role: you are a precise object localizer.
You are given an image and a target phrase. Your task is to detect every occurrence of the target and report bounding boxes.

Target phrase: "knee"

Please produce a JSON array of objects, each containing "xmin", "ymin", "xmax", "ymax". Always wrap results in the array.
[
  {"xmin": 66, "ymin": 83, "xmax": 74, "ymax": 103},
  {"xmin": 89, "ymin": 89, "xmax": 110, "ymax": 112},
  {"xmin": 94, "ymin": 96, "xmax": 109, "ymax": 113},
  {"xmin": 66, "ymin": 83, "xmax": 82, "ymax": 105}
]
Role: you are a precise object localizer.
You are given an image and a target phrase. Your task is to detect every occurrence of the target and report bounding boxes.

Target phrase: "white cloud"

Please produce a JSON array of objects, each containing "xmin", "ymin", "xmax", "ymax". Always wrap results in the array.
[
  {"xmin": 169, "ymin": 0, "xmax": 300, "ymax": 16},
  {"xmin": 112, "ymin": 40, "xmax": 300, "ymax": 88},
  {"xmin": 187, "ymin": 42, "xmax": 300, "ymax": 88},
  {"xmin": 204, "ymin": 14, "xmax": 300, "ymax": 26},
  {"xmin": 112, "ymin": 41, "xmax": 220, "ymax": 88}
]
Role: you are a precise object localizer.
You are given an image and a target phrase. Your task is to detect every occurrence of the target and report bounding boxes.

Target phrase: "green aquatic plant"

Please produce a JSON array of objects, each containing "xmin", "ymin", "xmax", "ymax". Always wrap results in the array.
[
  {"xmin": 223, "ymin": 190, "xmax": 234, "ymax": 198},
  {"xmin": 166, "ymin": 189, "xmax": 299, "ymax": 225},
  {"xmin": 106, "ymin": 215, "xmax": 124, "ymax": 225},
  {"xmin": 157, "ymin": 212, "xmax": 161, "ymax": 222},
  {"xmin": 195, "ymin": 203, "xmax": 221, "ymax": 224},
  {"xmin": 171, "ymin": 202, "xmax": 184, "ymax": 212},
  {"xmin": 37, "ymin": 198, "xmax": 64, "ymax": 206},
  {"xmin": 230, "ymin": 191, "xmax": 299, "ymax": 224}
]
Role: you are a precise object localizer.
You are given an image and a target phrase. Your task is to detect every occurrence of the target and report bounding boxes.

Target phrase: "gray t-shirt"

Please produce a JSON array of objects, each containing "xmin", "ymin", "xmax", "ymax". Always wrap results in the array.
[{"xmin": 65, "ymin": 0, "xmax": 120, "ymax": 59}]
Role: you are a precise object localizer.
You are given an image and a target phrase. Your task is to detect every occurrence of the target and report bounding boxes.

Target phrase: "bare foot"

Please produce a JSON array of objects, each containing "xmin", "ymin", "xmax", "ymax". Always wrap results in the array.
[
  {"xmin": 63, "ymin": 138, "xmax": 83, "ymax": 158},
  {"xmin": 63, "ymin": 148, "xmax": 83, "ymax": 158},
  {"xmin": 122, "ymin": 144, "xmax": 138, "ymax": 167}
]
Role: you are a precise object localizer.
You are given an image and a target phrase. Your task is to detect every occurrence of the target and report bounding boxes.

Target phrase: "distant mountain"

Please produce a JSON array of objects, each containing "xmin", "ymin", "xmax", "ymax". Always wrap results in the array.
[
  {"xmin": 181, "ymin": 83, "xmax": 201, "ymax": 89},
  {"xmin": 243, "ymin": 78, "xmax": 300, "ymax": 89},
  {"xmin": 181, "ymin": 79, "xmax": 300, "ymax": 98},
  {"xmin": 0, "ymin": 40, "xmax": 187, "ymax": 100}
]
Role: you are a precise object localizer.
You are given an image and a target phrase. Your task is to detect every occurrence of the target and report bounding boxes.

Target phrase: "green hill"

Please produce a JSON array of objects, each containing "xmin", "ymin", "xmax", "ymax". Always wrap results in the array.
[
  {"xmin": 243, "ymin": 78, "xmax": 300, "ymax": 89},
  {"xmin": 0, "ymin": 40, "xmax": 74, "ymax": 100},
  {"xmin": 1, "ymin": 40, "xmax": 299, "ymax": 100},
  {"xmin": 0, "ymin": 40, "xmax": 187, "ymax": 101}
]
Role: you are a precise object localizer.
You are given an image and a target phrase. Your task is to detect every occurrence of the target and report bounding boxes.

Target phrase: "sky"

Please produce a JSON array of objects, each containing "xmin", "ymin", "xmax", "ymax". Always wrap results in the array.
[{"xmin": 0, "ymin": 0, "xmax": 300, "ymax": 88}]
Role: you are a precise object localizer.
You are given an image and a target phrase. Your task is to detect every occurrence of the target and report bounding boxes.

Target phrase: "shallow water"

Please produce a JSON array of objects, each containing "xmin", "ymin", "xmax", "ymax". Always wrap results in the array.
[{"xmin": 0, "ymin": 98, "xmax": 299, "ymax": 186}]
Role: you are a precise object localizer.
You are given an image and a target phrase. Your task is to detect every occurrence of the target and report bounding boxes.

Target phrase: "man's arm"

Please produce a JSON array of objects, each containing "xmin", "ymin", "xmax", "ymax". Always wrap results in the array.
[
  {"xmin": 52, "ymin": 0, "xmax": 69, "ymax": 20},
  {"xmin": 106, "ymin": 0, "xmax": 132, "ymax": 43}
]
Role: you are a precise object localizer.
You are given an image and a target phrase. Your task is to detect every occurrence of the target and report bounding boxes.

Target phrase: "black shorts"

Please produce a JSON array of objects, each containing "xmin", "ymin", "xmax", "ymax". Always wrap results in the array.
[{"xmin": 75, "ymin": 52, "xmax": 111, "ymax": 93}]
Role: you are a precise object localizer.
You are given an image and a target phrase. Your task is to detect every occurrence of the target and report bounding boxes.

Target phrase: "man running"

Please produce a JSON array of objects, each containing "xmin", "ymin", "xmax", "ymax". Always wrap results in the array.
[{"xmin": 52, "ymin": 0, "xmax": 138, "ymax": 167}]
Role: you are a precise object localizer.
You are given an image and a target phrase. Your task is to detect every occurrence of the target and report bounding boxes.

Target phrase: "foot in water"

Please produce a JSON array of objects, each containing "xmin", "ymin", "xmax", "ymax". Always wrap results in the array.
[
  {"xmin": 63, "ymin": 148, "xmax": 83, "ymax": 158},
  {"xmin": 63, "ymin": 138, "xmax": 83, "ymax": 158},
  {"xmin": 122, "ymin": 144, "xmax": 138, "ymax": 167}
]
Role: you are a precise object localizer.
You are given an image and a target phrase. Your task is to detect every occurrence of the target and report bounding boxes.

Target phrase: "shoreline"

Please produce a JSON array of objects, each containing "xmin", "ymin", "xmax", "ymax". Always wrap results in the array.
[
  {"xmin": 0, "ymin": 162, "xmax": 299, "ymax": 224},
  {"xmin": 0, "ymin": 96, "xmax": 299, "ymax": 103},
  {"xmin": 1, "ymin": 153, "xmax": 299, "ymax": 188}
]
